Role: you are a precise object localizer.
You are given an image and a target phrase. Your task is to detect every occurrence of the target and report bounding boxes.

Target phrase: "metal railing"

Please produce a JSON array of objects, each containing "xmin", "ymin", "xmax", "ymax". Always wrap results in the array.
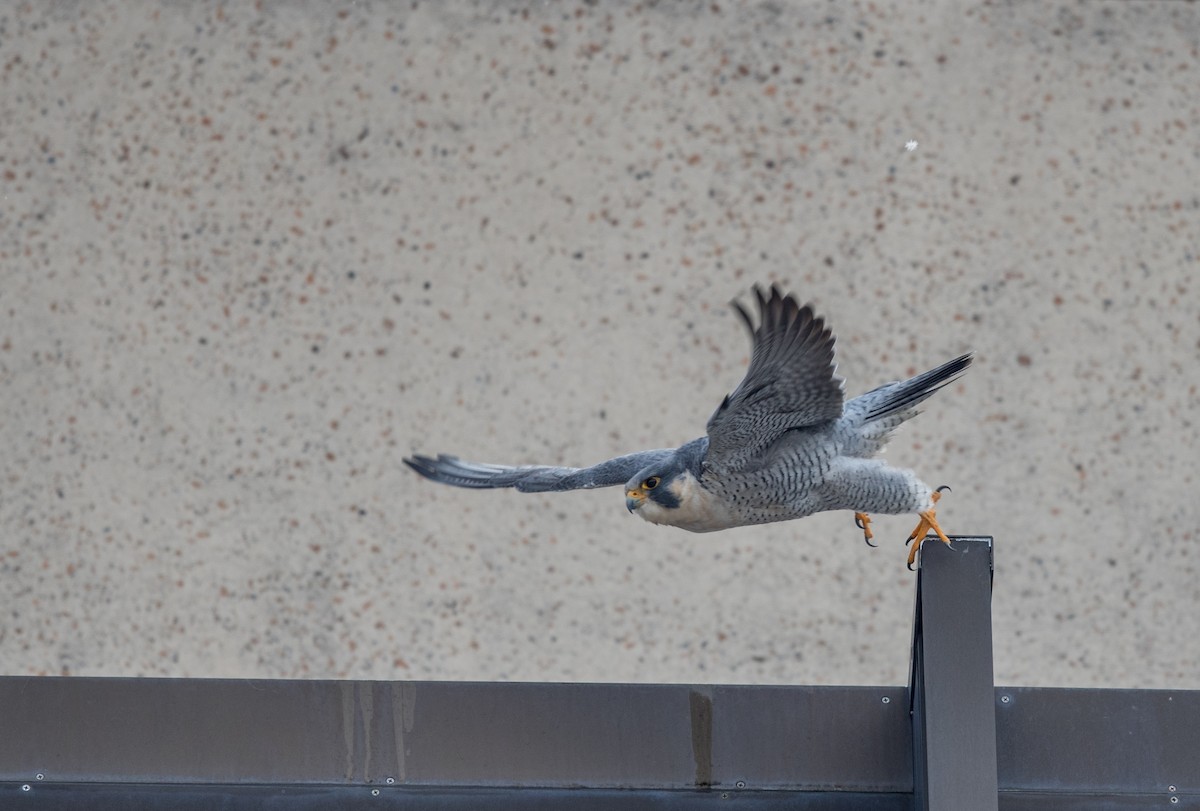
[{"xmin": 2, "ymin": 537, "xmax": 1197, "ymax": 809}]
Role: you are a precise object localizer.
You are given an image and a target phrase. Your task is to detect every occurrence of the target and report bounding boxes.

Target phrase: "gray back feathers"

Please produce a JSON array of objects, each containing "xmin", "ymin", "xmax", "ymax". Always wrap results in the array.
[{"xmin": 704, "ymin": 285, "xmax": 844, "ymax": 471}]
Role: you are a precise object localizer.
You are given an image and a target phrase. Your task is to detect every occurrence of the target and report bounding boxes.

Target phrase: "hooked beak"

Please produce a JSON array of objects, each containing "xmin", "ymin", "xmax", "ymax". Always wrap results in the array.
[{"xmin": 625, "ymin": 489, "xmax": 645, "ymax": 513}]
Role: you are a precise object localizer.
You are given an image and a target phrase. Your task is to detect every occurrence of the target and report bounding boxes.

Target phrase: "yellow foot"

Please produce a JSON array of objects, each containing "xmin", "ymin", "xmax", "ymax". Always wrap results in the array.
[
  {"xmin": 854, "ymin": 512, "xmax": 876, "ymax": 547},
  {"xmin": 905, "ymin": 488, "xmax": 953, "ymax": 570}
]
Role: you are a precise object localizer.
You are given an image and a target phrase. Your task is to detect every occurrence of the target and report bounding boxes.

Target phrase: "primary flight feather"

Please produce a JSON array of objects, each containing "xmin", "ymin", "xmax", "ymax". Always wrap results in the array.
[{"xmin": 405, "ymin": 284, "xmax": 972, "ymax": 567}]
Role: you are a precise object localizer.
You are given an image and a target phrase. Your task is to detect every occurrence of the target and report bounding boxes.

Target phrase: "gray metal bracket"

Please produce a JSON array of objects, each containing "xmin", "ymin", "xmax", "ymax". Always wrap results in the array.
[{"xmin": 909, "ymin": 536, "xmax": 998, "ymax": 811}]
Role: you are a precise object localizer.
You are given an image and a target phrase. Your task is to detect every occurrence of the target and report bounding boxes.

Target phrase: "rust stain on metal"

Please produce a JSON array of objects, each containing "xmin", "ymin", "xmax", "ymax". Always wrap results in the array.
[
  {"xmin": 689, "ymin": 689, "xmax": 713, "ymax": 788},
  {"xmin": 340, "ymin": 681, "xmax": 357, "ymax": 781},
  {"xmin": 360, "ymin": 682, "xmax": 375, "ymax": 778},
  {"xmin": 390, "ymin": 682, "xmax": 417, "ymax": 783}
]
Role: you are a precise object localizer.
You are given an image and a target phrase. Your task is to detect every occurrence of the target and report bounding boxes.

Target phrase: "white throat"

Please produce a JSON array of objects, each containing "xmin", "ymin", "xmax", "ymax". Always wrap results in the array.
[{"xmin": 633, "ymin": 470, "xmax": 740, "ymax": 533}]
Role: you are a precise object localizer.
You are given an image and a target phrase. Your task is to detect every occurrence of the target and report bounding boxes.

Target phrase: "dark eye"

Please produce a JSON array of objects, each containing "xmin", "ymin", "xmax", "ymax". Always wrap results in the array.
[{"xmin": 643, "ymin": 476, "xmax": 660, "ymax": 490}]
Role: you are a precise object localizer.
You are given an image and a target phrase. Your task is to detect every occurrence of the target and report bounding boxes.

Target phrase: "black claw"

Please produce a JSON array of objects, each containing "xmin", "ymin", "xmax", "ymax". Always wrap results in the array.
[
  {"xmin": 907, "ymin": 559, "xmax": 917, "ymax": 571},
  {"xmin": 936, "ymin": 485, "xmax": 952, "ymax": 494},
  {"xmin": 854, "ymin": 515, "xmax": 876, "ymax": 546}
]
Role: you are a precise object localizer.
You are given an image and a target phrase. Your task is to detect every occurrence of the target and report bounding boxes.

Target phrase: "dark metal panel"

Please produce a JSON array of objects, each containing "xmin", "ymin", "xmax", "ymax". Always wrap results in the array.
[
  {"xmin": 0, "ymin": 679, "xmax": 699, "ymax": 788},
  {"xmin": 999, "ymin": 793, "xmax": 1200, "ymax": 811},
  {"xmin": 0, "ymin": 677, "xmax": 365, "ymax": 783},
  {"xmin": 10, "ymin": 783, "xmax": 1200, "ymax": 811},
  {"xmin": 910, "ymin": 537, "xmax": 998, "ymax": 811},
  {"xmin": 0, "ymin": 678, "xmax": 914, "ymax": 791},
  {"xmin": 996, "ymin": 686, "xmax": 1200, "ymax": 795},
  {"xmin": 0, "ymin": 784, "xmax": 915, "ymax": 811},
  {"xmin": 710, "ymin": 685, "xmax": 912, "ymax": 792},
  {"xmin": 394, "ymin": 681, "xmax": 697, "ymax": 787}
]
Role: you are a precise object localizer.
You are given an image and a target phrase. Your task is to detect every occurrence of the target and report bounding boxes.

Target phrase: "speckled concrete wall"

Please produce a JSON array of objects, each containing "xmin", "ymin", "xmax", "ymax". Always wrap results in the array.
[{"xmin": 2, "ymin": 1, "xmax": 1197, "ymax": 688}]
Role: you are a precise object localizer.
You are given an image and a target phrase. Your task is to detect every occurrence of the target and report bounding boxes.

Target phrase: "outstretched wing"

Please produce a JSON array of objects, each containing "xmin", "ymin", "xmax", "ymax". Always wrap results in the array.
[
  {"xmin": 704, "ymin": 285, "xmax": 844, "ymax": 470},
  {"xmin": 404, "ymin": 449, "xmax": 676, "ymax": 493}
]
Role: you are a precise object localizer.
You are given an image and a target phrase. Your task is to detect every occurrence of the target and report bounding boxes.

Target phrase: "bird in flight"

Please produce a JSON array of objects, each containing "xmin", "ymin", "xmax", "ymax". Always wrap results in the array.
[{"xmin": 406, "ymin": 284, "xmax": 972, "ymax": 568}]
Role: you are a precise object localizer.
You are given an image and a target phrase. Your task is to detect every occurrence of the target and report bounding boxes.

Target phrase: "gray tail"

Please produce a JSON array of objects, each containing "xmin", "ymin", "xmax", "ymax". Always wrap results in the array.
[
  {"xmin": 861, "ymin": 353, "xmax": 973, "ymax": 423},
  {"xmin": 845, "ymin": 353, "xmax": 972, "ymax": 458}
]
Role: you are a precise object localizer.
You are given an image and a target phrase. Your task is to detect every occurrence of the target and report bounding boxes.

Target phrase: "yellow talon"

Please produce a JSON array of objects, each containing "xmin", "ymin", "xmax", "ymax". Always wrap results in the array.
[
  {"xmin": 854, "ymin": 512, "xmax": 876, "ymax": 547},
  {"xmin": 905, "ymin": 489, "xmax": 952, "ymax": 569}
]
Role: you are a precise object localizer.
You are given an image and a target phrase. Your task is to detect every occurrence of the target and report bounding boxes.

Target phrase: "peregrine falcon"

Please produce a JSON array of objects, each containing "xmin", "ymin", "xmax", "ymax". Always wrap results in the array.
[{"xmin": 405, "ymin": 285, "xmax": 972, "ymax": 568}]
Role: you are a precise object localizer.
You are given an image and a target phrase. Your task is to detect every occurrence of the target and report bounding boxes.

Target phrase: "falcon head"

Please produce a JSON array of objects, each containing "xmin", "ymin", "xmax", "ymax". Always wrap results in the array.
[
  {"xmin": 624, "ymin": 462, "xmax": 684, "ymax": 517},
  {"xmin": 624, "ymin": 438, "xmax": 734, "ymax": 532}
]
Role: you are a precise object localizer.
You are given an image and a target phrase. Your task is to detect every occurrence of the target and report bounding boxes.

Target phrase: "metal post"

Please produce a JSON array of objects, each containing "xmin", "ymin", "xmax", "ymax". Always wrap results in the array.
[{"xmin": 909, "ymin": 536, "xmax": 997, "ymax": 811}]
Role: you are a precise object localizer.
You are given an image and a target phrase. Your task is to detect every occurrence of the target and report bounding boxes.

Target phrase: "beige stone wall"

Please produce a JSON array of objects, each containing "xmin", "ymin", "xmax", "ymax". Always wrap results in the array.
[{"xmin": 2, "ymin": 1, "xmax": 1197, "ymax": 687}]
